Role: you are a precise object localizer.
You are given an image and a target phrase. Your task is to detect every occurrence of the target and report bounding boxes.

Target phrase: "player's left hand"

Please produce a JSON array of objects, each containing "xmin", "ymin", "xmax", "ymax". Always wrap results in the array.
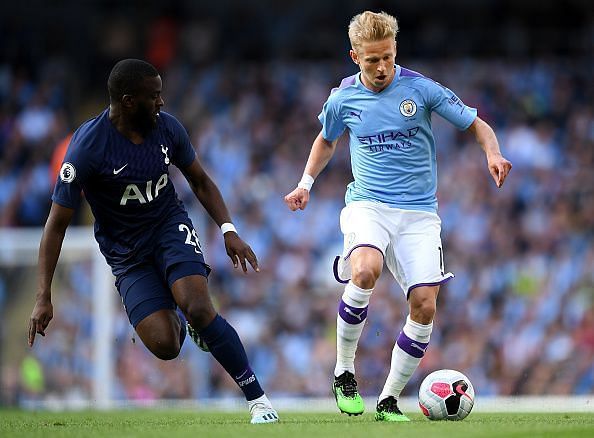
[
  {"xmin": 223, "ymin": 232, "xmax": 259, "ymax": 273},
  {"xmin": 487, "ymin": 154, "xmax": 512, "ymax": 188}
]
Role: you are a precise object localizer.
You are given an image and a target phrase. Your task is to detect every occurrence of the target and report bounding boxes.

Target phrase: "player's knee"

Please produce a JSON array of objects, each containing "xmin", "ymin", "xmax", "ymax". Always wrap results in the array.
[
  {"xmin": 182, "ymin": 301, "xmax": 216, "ymax": 331},
  {"xmin": 351, "ymin": 267, "xmax": 379, "ymax": 289},
  {"xmin": 411, "ymin": 298, "xmax": 436, "ymax": 324},
  {"xmin": 150, "ymin": 340, "xmax": 181, "ymax": 361}
]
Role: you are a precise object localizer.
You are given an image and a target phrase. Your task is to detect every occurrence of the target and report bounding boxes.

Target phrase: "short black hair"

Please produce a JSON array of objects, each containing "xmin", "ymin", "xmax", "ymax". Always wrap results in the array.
[{"xmin": 107, "ymin": 59, "xmax": 159, "ymax": 103}]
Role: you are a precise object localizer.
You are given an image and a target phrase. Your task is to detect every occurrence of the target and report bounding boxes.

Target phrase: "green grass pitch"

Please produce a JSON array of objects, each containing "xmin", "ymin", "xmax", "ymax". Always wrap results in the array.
[{"xmin": 2, "ymin": 410, "xmax": 594, "ymax": 437}]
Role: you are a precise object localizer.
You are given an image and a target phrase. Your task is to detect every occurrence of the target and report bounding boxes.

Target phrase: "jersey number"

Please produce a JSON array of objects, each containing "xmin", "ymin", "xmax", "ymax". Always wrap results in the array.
[{"xmin": 179, "ymin": 224, "xmax": 202, "ymax": 254}]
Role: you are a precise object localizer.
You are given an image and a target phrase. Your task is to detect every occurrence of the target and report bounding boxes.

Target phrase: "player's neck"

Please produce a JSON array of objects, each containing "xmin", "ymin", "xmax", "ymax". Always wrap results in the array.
[{"xmin": 109, "ymin": 106, "xmax": 147, "ymax": 145}]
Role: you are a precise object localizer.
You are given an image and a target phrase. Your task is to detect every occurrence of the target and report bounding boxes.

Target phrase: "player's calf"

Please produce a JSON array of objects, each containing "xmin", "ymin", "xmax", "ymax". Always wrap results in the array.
[{"xmin": 135, "ymin": 309, "xmax": 184, "ymax": 360}]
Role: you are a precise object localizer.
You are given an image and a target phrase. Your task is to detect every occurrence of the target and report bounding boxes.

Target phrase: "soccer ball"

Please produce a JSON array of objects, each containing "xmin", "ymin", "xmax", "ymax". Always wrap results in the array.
[{"xmin": 418, "ymin": 369, "xmax": 475, "ymax": 420}]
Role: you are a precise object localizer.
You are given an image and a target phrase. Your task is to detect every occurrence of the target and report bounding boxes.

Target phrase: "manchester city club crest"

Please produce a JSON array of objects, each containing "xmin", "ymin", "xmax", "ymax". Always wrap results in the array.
[
  {"xmin": 59, "ymin": 162, "xmax": 76, "ymax": 183},
  {"xmin": 399, "ymin": 99, "xmax": 417, "ymax": 117}
]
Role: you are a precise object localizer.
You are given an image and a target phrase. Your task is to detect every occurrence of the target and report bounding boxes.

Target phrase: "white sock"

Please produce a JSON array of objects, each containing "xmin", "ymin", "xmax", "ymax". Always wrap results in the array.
[
  {"xmin": 334, "ymin": 281, "xmax": 372, "ymax": 377},
  {"xmin": 379, "ymin": 315, "xmax": 433, "ymax": 401}
]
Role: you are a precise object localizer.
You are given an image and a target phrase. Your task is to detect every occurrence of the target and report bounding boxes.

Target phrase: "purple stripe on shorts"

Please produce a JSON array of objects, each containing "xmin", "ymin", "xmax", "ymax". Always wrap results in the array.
[
  {"xmin": 396, "ymin": 331, "xmax": 428, "ymax": 359},
  {"xmin": 338, "ymin": 300, "xmax": 368, "ymax": 325},
  {"xmin": 344, "ymin": 244, "xmax": 384, "ymax": 260},
  {"xmin": 333, "ymin": 256, "xmax": 349, "ymax": 284},
  {"xmin": 407, "ymin": 274, "xmax": 454, "ymax": 298},
  {"xmin": 333, "ymin": 245, "xmax": 384, "ymax": 284}
]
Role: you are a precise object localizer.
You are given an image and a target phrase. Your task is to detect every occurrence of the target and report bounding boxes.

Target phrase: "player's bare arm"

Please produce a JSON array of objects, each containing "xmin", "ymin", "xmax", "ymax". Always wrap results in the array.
[
  {"xmin": 284, "ymin": 131, "xmax": 338, "ymax": 211},
  {"xmin": 182, "ymin": 158, "xmax": 258, "ymax": 273},
  {"xmin": 28, "ymin": 203, "xmax": 74, "ymax": 347},
  {"xmin": 467, "ymin": 117, "xmax": 512, "ymax": 188}
]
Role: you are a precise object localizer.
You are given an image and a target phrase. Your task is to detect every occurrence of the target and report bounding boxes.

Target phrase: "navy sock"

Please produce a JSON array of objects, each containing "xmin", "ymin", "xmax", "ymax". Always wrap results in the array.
[{"xmin": 199, "ymin": 314, "xmax": 264, "ymax": 401}]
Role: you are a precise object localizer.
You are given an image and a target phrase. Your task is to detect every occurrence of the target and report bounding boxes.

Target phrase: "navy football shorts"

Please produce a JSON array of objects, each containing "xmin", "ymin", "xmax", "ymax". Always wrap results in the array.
[{"xmin": 115, "ymin": 218, "xmax": 211, "ymax": 328}]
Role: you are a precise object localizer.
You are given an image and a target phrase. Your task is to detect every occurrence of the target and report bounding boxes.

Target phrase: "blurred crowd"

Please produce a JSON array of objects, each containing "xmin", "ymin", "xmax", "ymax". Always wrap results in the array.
[{"xmin": 1, "ymin": 47, "xmax": 594, "ymax": 404}]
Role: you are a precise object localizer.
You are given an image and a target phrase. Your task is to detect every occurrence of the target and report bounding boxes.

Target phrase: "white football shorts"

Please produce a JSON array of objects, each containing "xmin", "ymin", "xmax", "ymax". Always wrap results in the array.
[{"xmin": 333, "ymin": 201, "xmax": 454, "ymax": 297}]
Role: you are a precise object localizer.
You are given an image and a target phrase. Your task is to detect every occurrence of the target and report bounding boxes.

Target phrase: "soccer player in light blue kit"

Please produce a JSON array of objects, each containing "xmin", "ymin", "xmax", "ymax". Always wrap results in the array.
[{"xmin": 285, "ymin": 11, "xmax": 511, "ymax": 421}]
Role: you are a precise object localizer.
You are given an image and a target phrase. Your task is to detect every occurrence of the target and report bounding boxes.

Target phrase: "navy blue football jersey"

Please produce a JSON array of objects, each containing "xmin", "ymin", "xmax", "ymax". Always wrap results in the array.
[{"xmin": 53, "ymin": 109, "xmax": 197, "ymax": 275}]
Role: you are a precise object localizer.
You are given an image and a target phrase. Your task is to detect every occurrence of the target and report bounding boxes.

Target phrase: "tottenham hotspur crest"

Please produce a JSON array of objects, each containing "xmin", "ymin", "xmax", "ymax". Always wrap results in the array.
[
  {"xmin": 161, "ymin": 144, "xmax": 170, "ymax": 165},
  {"xmin": 399, "ymin": 99, "xmax": 417, "ymax": 117}
]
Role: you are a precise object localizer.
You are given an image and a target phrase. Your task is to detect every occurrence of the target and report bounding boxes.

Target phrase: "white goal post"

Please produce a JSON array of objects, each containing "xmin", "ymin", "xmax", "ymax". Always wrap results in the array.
[{"xmin": 0, "ymin": 226, "xmax": 114, "ymax": 408}]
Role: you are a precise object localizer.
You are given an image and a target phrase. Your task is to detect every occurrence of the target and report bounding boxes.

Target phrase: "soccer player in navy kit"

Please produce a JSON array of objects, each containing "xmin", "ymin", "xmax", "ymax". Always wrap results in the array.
[
  {"xmin": 28, "ymin": 59, "xmax": 278, "ymax": 424},
  {"xmin": 285, "ymin": 11, "xmax": 512, "ymax": 421}
]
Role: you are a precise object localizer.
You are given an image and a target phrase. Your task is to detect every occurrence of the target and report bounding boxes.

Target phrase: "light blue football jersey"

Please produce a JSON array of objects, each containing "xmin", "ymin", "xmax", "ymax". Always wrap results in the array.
[{"xmin": 318, "ymin": 65, "xmax": 477, "ymax": 213}]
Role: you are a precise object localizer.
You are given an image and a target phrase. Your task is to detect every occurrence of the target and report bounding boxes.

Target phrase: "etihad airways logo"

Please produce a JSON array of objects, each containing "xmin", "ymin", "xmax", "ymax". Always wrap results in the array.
[
  {"xmin": 358, "ymin": 127, "xmax": 419, "ymax": 145},
  {"xmin": 358, "ymin": 127, "xmax": 419, "ymax": 152}
]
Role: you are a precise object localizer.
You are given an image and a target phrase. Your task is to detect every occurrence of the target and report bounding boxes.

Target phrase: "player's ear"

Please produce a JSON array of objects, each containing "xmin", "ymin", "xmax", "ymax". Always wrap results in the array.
[
  {"xmin": 349, "ymin": 49, "xmax": 359, "ymax": 66},
  {"xmin": 121, "ymin": 94, "xmax": 134, "ymax": 109}
]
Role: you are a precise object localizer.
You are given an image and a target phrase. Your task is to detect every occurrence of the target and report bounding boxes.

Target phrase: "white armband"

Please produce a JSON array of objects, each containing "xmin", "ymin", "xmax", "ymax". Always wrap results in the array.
[
  {"xmin": 220, "ymin": 222, "xmax": 237, "ymax": 235},
  {"xmin": 297, "ymin": 174, "xmax": 315, "ymax": 191}
]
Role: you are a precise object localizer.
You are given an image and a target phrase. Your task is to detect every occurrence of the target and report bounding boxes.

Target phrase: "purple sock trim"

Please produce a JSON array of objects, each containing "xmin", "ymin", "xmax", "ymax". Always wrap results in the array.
[
  {"xmin": 396, "ymin": 331, "xmax": 429, "ymax": 358},
  {"xmin": 338, "ymin": 299, "xmax": 368, "ymax": 325}
]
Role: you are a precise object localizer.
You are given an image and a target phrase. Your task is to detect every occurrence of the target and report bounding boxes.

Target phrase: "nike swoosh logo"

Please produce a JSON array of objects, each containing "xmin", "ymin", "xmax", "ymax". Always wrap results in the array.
[
  {"xmin": 235, "ymin": 369, "xmax": 248, "ymax": 380},
  {"xmin": 113, "ymin": 164, "xmax": 128, "ymax": 174}
]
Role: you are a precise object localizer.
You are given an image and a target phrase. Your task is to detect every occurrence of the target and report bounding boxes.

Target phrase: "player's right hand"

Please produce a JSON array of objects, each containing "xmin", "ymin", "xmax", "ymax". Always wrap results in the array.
[
  {"xmin": 284, "ymin": 187, "xmax": 310, "ymax": 211},
  {"xmin": 224, "ymin": 233, "xmax": 259, "ymax": 273},
  {"xmin": 28, "ymin": 297, "xmax": 53, "ymax": 347}
]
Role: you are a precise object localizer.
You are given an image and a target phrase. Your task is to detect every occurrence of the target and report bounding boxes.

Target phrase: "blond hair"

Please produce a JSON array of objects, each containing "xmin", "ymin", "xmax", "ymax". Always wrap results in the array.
[{"xmin": 348, "ymin": 11, "xmax": 399, "ymax": 53}]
